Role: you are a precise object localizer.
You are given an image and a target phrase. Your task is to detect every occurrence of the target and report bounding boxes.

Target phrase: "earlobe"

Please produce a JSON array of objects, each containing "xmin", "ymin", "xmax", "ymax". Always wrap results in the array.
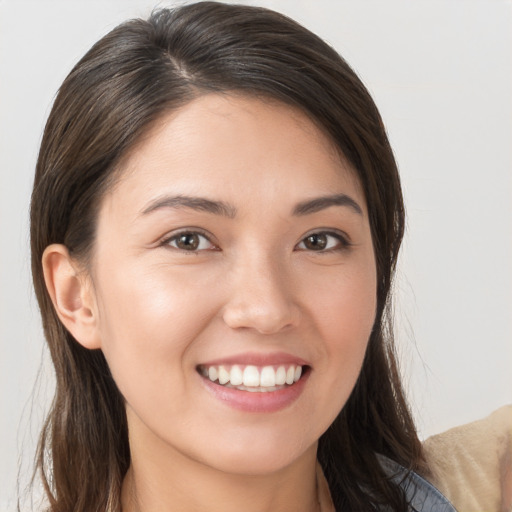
[{"xmin": 42, "ymin": 244, "xmax": 101, "ymax": 350}]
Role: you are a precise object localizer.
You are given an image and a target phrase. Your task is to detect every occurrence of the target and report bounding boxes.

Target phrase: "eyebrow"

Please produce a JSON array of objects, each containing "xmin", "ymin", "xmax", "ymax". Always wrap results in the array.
[
  {"xmin": 141, "ymin": 195, "xmax": 237, "ymax": 218},
  {"xmin": 292, "ymin": 194, "xmax": 363, "ymax": 216},
  {"xmin": 140, "ymin": 192, "xmax": 363, "ymax": 218}
]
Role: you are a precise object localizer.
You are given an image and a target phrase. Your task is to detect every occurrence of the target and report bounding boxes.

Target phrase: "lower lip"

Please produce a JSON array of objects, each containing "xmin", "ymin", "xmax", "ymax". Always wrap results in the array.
[{"xmin": 200, "ymin": 370, "xmax": 310, "ymax": 413}]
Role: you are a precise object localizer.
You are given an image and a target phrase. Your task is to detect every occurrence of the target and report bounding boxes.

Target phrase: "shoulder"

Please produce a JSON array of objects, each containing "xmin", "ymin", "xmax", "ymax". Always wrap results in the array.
[
  {"xmin": 379, "ymin": 456, "xmax": 457, "ymax": 512},
  {"xmin": 422, "ymin": 405, "xmax": 512, "ymax": 512}
]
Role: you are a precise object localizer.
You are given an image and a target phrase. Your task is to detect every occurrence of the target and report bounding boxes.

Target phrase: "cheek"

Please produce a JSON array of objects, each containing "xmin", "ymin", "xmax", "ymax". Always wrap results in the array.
[
  {"xmin": 312, "ymin": 260, "xmax": 377, "ymax": 346},
  {"xmin": 304, "ymin": 261, "xmax": 376, "ymax": 417},
  {"xmin": 97, "ymin": 261, "xmax": 219, "ymax": 337},
  {"xmin": 93, "ymin": 263, "xmax": 222, "ymax": 399}
]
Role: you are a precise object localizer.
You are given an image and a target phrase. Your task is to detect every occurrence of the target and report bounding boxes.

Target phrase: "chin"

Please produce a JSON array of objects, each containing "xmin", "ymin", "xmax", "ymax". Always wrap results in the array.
[{"xmin": 195, "ymin": 428, "xmax": 318, "ymax": 477}]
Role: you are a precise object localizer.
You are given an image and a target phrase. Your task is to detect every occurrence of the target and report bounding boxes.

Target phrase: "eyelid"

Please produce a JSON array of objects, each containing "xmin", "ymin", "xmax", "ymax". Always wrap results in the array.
[
  {"xmin": 159, "ymin": 228, "xmax": 219, "ymax": 251},
  {"xmin": 295, "ymin": 229, "xmax": 352, "ymax": 251},
  {"xmin": 157, "ymin": 227, "xmax": 351, "ymax": 252}
]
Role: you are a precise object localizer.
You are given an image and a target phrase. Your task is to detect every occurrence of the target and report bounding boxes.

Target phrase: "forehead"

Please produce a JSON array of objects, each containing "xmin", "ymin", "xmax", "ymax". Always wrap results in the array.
[{"xmin": 103, "ymin": 93, "xmax": 365, "ymax": 214}]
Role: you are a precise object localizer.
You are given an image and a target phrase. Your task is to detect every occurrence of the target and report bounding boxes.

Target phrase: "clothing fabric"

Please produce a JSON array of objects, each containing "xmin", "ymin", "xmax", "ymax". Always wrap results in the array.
[
  {"xmin": 316, "ymin": 405, "xmax": 512, "ymax": 511},
  {"xmin": 423, "ymin": 405, "xmax": 512, "ymax": 512},
  {"xmin": 316, "ymin": 457, "xmax": 457, "ymax": 512},
  {"xmin": 380, "ymin": 456, "xmax": 457, "ymax": 512}
]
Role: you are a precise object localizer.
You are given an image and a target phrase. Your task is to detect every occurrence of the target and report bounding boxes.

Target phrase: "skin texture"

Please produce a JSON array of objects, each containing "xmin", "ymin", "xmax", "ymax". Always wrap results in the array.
[{"xmin": 43, "ymin": 94, "xmax": 377, "ymax": 512}]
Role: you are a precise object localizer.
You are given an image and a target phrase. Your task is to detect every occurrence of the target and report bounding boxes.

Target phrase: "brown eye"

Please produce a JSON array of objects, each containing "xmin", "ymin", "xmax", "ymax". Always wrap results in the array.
[
  {"xmin": 297, "ymin": 231, "xmax": 349, "ymax": 252},
  {"xmin": 303, "ymin": 233, "xmax": 328, "ymax": 251},
  {"xmin": 176, "ymin": 233, "xmax": 200, "ymax": 250},
  {"xmin": 165, "ymin": 231, "xmax": 214, "ymax": 252}
]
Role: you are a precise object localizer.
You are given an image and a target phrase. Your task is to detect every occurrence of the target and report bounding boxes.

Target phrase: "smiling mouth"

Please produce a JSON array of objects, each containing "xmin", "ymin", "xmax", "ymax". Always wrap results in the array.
[{"xmin": 197, "ymin": 364, "xmax": 306, "ymax": 392}]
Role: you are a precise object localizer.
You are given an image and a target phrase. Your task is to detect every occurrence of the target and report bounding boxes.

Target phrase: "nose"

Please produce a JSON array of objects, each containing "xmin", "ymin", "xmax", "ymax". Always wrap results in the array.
[{"xmin": 222, "ymin": 255, "xmax": 300, "ymax": 334}]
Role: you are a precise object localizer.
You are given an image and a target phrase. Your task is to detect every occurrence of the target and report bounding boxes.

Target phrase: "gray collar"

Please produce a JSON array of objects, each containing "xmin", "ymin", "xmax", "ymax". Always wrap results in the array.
[{"xmin": 379, "ymin": 455, "xmax": 457, "ymax": 511}]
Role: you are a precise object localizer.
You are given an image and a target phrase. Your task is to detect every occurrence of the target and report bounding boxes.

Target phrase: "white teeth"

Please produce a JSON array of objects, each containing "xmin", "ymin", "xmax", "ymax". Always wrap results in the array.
[
  {"xmin": 218, "ymin": 365, "xmax": 230, "ymax": 385},
  {"xmin": 275, "ymin": 366, "xmax": 286, "ymax": 385},
  {"xmin": 260, "ymin": 366, "xmax": 276, "ymax": 387},
  {"xmin": 230, "ymin": 365, "xmax": 243, "ymax": 386},
  {"xmin": 201, "ymin": 363, "xmax": 305, "ymax": 389},
  {"xmin": 234, "ymin": 384, "xmax": 280, "ymax": 392},
  {"xmin": 208, "ymin": 366, "xmax": 218, "ymax": 382},
  {"xmin": 243, "ymin": 365, "xmax": 260, "ymax": 387},
  {"xmin": 285, "ymin": 366, "xmax": 295, "ymax": 385}
]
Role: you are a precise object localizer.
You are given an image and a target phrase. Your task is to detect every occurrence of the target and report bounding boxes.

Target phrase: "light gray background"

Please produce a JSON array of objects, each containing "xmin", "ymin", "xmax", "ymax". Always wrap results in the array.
[{"xmin": 1, "ymin": 0, "xmax": 511, "ymax": 509}]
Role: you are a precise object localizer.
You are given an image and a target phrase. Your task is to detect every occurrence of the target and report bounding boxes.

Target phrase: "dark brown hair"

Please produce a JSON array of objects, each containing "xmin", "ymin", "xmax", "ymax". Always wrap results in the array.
[{"xmin": 30, "ymin": 2, "xmax": 423, "ymax": 510}]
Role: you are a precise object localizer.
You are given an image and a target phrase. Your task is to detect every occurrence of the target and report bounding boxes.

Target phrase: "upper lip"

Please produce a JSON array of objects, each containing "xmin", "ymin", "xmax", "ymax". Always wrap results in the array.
[{"xmin": 198, "ymin": 351, "xmax": 310, "ymax": 368}]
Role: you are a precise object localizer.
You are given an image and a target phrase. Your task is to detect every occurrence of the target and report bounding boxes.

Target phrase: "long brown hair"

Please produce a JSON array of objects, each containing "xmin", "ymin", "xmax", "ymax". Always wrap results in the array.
[{"xmin": 30, "ymin": 2, "xmax": 423, "ymax": 510}]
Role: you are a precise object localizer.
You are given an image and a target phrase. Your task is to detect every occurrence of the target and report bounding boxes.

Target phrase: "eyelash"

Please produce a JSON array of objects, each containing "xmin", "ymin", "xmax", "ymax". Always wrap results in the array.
[
  {"xmin": 160, "ymin": 229, "xmax": 217, "ymax": 253},
  {"xmin": 160, "ymin": 229, "xmax": 351, "ymax": 253},
  {"xmin": 295, "ymin": 231, "xmax": 351, "ymax": 253}
]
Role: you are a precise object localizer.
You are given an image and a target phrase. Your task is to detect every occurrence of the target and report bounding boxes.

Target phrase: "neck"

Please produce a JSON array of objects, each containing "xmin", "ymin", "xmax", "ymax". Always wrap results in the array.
[
  {"xmin": 122, "ymin": 463, "xmax": 320, "ymax": 512},
  {"xmin": 121, "ymin": 416, "xmax": 321, "ymax": 512}
]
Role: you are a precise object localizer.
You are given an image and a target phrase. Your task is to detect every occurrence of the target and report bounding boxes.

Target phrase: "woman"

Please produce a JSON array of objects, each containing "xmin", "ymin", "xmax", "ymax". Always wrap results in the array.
[{"xmin": 30, "ymin": 2, "xmax": 456, "ymax": 511}]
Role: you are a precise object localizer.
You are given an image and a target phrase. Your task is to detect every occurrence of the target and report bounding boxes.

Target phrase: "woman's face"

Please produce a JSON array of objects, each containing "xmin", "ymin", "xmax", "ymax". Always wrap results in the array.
[{"xmin": 89, "ymin": 94, "xmax": 376, "ymax": 475}]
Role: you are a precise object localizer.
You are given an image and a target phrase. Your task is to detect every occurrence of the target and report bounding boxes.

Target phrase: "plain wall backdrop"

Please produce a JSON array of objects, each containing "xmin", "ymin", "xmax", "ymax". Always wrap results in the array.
[{"xmin": 1, "ymin": 0, "xmax": 511, "ymax": 509}]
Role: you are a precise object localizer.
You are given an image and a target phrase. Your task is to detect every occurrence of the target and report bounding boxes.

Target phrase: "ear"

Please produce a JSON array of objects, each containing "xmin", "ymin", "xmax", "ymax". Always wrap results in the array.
[{"xmin": 42, "ymin": 244, "xmax": 102, "ymax": 349}]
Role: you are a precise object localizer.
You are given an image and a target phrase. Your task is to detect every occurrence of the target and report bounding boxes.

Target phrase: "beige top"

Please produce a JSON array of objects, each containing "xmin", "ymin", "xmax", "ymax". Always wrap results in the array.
[
  {"xmin": 316, "ymin": 406, "xmax": 512, "ymax": 511},
  {"xmin": 423, "ymin": 405, "xmax": 512, "ymax": 512}
]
